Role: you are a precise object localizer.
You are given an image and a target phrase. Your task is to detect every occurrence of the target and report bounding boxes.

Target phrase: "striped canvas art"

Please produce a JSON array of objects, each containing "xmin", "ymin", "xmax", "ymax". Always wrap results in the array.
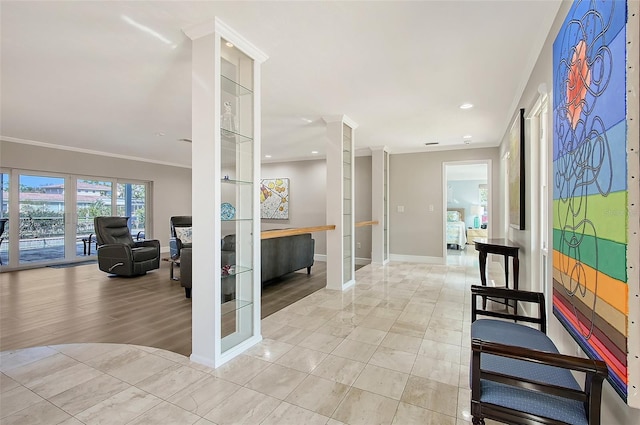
[{"xmin": 552, "ymin": 0, "xmax": 633, "ymax": 404}]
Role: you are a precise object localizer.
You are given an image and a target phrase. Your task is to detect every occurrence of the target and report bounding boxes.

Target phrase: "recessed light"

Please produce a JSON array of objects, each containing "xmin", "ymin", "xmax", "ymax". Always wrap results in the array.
[
  {"xmin": 311, "ymin": 151, "xmax": 319, "ymax": 154},
  {"xmin": 301, "ymin": 117, "xmax": 313, "ymax": 123},
  {"xmin": 264, "ymin": 154, "xmax": 272, "ymax": 158},
  {"xmin": 225, "ymin": 41, "xmax": 234, "ymax": 48},
  {"xmin": 155, "ymin": 132, "xmax": 165, "ymax": 136},
  {"xmin": 460, "ymin": 103, "xmax": 474, "ymax": 109},
  {"xmin": 463, "ymin": 134, "xmax": 472, "ymax": 139}
]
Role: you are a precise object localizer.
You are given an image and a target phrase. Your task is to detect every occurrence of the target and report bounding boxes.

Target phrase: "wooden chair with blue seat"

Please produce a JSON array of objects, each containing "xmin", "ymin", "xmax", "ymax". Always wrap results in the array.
[{"xmin": 470, "ymin": 285, "xmax": 609, "ymax": 425}]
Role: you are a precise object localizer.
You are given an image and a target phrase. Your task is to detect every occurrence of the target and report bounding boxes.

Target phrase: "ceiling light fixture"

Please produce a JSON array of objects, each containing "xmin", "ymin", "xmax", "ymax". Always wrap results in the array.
[
  {"xmin": 311, "ymin": 151, "xmax": 319, "ymax": 154},
  {"xmin": 459, "ymin": 103, "xmax": 474, "ymax": 109},
  {"xmin": 265, "ymin": 154, "xmax": 272, "ymax": 158},
  {"xmin": 155, "ymin": 132, "xmax": 165, "ymax": 136},
  {"xmin": 463, "ymin": 134, "xmax": 472, "ymax": 139},
  {"xmin": 225, "ymin": 41, "xmax": 234, "ymax": 48}
]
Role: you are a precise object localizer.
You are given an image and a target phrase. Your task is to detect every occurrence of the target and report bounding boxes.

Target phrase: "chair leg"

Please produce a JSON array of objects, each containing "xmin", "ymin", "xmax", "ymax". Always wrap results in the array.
[
  {"xmin": 185, "ymin": 287, "xmax": 191, "ymax": 298},
  {"xmin": 472, "ymin": 417, "xmax": 485, "ymax": 425},
  {"xmin": 307, "ymin": 266, "xmax": 311, "ymax": 275}
]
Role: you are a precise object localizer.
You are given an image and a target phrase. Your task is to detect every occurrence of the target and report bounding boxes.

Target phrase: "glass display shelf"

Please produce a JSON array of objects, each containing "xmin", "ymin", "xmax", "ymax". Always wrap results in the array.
[
  {"xmin": 221, "ymin": 298, "xmax": 252, "ymax": 316},
  {"xmin": 221, "ymin": 178, "xmax": 252, "ymax": 185},
  {"xmin": 221, "ymin": 299, "xmax": 254, "ymax": 352},
  {"xmin": 221, "ymin": 265, "xmax": 252, "ymax": 278},
  {"xmin": 221, "ymin": 75, "xmax": 253, "ymax": 97},
  {"xmin": 221, "ymin": 129, "xmax": 253, "ymax": 144}
]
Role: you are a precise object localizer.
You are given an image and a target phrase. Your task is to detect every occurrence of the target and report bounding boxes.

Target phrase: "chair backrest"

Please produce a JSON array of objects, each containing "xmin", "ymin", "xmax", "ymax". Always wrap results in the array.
[
  {"xmin": 170, "ymin": 216, "xmax": 192, "ymax": 238},
  {"xmin": 94, "ymin": 216, "xmax": 134, "ymax": 246},
  {"xmin": 0, "ymin": 218, "xmax": 7, "ymax": 236}
]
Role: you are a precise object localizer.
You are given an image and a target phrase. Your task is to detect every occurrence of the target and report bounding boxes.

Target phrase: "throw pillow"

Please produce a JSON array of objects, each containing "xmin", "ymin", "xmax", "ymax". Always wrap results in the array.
[{"xmin": 175, "ymin": 227, "xmax": 192, "ymax": 244}]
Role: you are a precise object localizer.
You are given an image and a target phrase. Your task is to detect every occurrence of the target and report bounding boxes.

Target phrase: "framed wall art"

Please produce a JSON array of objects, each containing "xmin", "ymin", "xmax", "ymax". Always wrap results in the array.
[{"xmin": 260, "ymin": 178, "xmax": 289, "ymax": 219}]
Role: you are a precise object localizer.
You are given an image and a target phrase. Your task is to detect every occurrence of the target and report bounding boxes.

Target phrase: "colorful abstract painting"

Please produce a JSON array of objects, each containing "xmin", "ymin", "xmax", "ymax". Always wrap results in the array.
[
  {"xmin": 260, "ymin": 178, "xmax": 289, "ymax": 219},
  {"xmin": 552, "ymin": 0, "xmax": 630, "ymax": 403}
]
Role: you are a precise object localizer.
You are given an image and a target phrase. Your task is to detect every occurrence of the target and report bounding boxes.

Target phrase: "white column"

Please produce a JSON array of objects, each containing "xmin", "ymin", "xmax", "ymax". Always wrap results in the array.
[
  {"xmin": 371, "ymin": 147, "xmax": 388, "ymax": 264},
  {"xmin": 187, "ymin": 30, "xmax": 220, "ymax": 368},
  {"xmin": 324, "ymin": 115, "xmax": 358, "ymax": 291}
]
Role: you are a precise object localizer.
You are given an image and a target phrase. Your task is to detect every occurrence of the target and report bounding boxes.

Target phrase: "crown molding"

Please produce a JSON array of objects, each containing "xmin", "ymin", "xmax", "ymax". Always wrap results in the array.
[{"xmin": 1, "ymin": 136, "xmax": 191, "ymax": 169}]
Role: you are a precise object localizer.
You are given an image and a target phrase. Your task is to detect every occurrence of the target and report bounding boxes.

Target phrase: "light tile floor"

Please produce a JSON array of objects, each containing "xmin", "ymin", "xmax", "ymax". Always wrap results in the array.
[{"xmin": 1, "ymin": 249, "xmax": 506, "ymax": 425}]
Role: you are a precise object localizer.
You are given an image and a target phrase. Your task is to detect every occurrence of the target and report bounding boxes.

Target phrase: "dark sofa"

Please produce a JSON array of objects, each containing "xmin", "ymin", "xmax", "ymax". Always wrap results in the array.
[
  {"xmin": 261, "ymin": 233, "xmax": 315, "ymax": 283},
  {"xmin": 179, "ymin": 233, "xmax": 315, "ymax": 298}
]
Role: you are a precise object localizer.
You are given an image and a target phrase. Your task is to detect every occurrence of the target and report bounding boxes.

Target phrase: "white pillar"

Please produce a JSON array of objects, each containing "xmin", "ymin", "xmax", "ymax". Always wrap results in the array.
[
  {"xmin": 371, "ymin": 147, "xmax": 389, "ymax": 264},
  {"xmin": 188, "ymin": 30, "xmax": 219, "ymax": 367},
  {"xmin": 324, "ymin": 115, "xmax": 358, "ymax": 290}
]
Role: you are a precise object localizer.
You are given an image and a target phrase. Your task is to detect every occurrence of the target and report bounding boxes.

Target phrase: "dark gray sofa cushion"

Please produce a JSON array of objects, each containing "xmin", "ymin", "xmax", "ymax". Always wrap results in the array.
[{"xmin": 261, "ymin": 233, "xmax": 314, "ymax": 283}]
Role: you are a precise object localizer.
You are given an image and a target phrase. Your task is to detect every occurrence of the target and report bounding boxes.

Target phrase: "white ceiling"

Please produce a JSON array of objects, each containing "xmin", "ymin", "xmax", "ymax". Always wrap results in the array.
[{"xmin": 0, "ymin": 1, "xmax": 562, "ymax": 168}]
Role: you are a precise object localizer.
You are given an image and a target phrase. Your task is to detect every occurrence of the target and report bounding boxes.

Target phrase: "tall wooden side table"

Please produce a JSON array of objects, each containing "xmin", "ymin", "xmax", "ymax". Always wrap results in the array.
[{"xmin": 474, "ymin": 238, "xmax": 520, "ymax": 313}]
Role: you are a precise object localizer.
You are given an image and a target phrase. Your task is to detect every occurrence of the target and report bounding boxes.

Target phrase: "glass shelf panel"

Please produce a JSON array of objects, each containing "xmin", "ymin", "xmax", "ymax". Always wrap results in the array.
[
  {"xmin": 221, "ymin": 299, "xmax": 254, "ymax": 351},
  {"xmin": 221, "ymin": 75, "xmax": 253, "ymax": 97},
  {"xmin": 221, "ymin": 178, "xmax": 252, "ymax": 185},
  {"xmin": 221, "ymin": 265, "xmax": 252, "ymax": 278},
  {"xmin": 221, "ymin": 129, "xmax": 253, "ymax": 144}
]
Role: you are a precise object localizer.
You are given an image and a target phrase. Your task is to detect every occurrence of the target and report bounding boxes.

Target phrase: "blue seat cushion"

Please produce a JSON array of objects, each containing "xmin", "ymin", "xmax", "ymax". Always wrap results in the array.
[
  {"xmin": 472, "ymin": 319, "xmax": 585, "ymax": 424},
  {"xmin": 480, "ymin": 380, "xmax": 588, "ymax": 425}
]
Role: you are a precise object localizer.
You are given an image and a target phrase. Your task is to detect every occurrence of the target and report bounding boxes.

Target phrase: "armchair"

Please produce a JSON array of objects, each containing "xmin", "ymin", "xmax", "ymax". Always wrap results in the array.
[
  {"xmin": 170, "ymin": 216, "xmax": 192, "ymax": 260},
  {"xmin": 94, "ymin": 216, "xmax": 160, "ymax": 276}
]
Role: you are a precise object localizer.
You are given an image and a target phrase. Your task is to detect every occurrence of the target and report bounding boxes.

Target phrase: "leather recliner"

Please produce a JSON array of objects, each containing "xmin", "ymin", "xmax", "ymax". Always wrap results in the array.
[
  {"xmin": 94, "ymin": 216, "xmax": 160, "ymax": 276},
  {"xmin": 169, "ymin": 215, "xmax": 192, "ymax": 260}
]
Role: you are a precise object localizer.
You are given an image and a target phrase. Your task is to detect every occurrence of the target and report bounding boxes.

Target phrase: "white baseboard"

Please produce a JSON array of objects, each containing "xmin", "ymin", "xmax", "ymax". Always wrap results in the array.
[
  {"xmin": 314, "ymin": 255, "xmax": 371, "ymax": 266},
  {"xmin": 389, "ymin": 254, "xmax": 445, "ymax": 264}
]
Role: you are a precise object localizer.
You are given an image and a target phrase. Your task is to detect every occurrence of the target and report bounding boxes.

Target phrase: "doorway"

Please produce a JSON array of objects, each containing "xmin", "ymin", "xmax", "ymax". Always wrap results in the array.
[{"xmin": 443, "ymin": 160, "xmax": 491, "ymax": 259}]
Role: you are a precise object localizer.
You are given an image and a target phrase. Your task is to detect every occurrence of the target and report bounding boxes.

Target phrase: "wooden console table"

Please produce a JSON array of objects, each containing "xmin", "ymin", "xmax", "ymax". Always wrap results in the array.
[{"xmin": 474, "ymin": 238, "xmax": 520, "ymax": 312}]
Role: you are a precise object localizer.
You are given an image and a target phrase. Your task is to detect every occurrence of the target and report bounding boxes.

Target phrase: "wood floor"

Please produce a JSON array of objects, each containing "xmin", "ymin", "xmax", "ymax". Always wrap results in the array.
[{"xmin": 0, "ymin": 259, "xmax": 327, "ymax": 357}]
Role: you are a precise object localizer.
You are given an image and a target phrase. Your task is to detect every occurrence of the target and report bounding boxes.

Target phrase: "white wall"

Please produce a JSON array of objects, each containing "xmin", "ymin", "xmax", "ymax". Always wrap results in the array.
[
  {"xmin": 498, "ymin": 0, "xmax": 639, "ymax": 420},
  {"xmin": 0, "ymin": 140, "xmax": 192, "ymax": 250}
]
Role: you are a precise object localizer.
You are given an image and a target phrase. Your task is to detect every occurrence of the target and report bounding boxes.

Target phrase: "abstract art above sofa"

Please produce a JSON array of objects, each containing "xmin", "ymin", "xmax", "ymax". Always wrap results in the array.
[{"xmin": 260, "ymin": 178, "xmax": 289, "ymax": 219}]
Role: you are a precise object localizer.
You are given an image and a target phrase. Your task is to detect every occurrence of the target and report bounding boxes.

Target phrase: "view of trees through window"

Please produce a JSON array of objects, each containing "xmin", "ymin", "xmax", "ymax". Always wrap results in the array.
[{"xmin": 0, "ymin": 171, "xmax": 148, "ymax": 265}]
